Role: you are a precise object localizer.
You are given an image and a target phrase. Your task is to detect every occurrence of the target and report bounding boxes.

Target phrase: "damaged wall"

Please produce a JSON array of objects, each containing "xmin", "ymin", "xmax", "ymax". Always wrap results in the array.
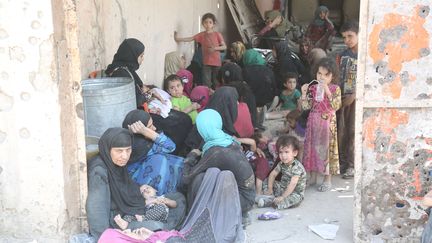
[
  {"xmin": 76, "ymin": 0, "xmax": 233, "ymax": 87},
  {"xmin": 0, "ymin": 0, "xmax": 85, "ymax": 242},
  {"xmin": 355, "ymin": 1, "xmax": 432, "ymax": 242}
]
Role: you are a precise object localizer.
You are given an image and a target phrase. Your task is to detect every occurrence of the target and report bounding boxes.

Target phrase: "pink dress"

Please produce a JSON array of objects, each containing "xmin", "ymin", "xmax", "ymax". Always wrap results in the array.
[
  {"xmin": 98, "ymin": 228, "xmax": 183, "ymax": 243},
  {"xmin": 301, "ymin": 83, "xmax": 341, "ymax": 175}
]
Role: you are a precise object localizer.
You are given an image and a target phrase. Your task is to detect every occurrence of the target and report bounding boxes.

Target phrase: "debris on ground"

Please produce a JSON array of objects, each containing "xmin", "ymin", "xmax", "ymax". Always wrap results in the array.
[{"xmin": 308, "ymin": 223, "xmax": 340, "ymax": 240}]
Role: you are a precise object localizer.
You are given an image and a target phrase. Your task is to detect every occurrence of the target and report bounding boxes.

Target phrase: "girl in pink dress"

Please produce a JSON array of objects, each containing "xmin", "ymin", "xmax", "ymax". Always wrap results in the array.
[{"xmin": 300, "ymin": 57, "xmax": 341, "ymax": 192}]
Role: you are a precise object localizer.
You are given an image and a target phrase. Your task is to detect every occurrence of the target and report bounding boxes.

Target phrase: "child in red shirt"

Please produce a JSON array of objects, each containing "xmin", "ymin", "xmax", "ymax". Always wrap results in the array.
[{"xmin": 174, "ymin": 13, "xmax": 226, "ymax": 89}]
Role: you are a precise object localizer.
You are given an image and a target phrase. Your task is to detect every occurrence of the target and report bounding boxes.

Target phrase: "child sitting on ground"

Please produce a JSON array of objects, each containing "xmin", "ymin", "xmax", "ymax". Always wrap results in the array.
[
  {"xmin": 266, "ymin": 72, "xmax": 301, "ymax": 120},
  {"xmin": 257, "ymin": 135, "xmax": 306, "ymax": 209},
  {"xmin": 164, "ymin": 74, "xmax": 200, "ymax": 124},
  {"xmin": 139, "ymin": 85, "xmax": 172, "ymax": 118},
  {"xmin": 114, "ymin": 184, "xmax": 177, "ymax": 230}
]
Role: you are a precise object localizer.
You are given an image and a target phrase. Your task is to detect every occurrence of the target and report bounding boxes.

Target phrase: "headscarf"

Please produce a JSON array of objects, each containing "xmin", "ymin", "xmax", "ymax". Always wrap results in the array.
[
  {"xmin": 206, "ymin": 86, "xmax": 238, "ymax": 135},
  {"xmin": 230, "ymin": 41, "xmax": 246, "ymax": 62},
  {"xmin": 105, "ymin": 38, "xmax": 145, "ymax": 82},
  {"xmin": 190, "ymin": 86, "xmax": 210, "ymax": 112},
  {"xmin": 218, "ymin": 62, "xmax": 243, "ymax": 84},
  {"xmin": 264, "ymin": 10, "xmax": 293, "ymax": 37},
  {"xmin": 313, "ymin": 6, "xmax": 329, "ymax": 26},
  {"xmin": 176, "ymin": 69, "xmax": 194, "ymax": 97},
  {"xmin": 273, "ymin": 40, "xmax": 291, "ymax": 61},
  {"xmin": 98, "ymin": 128, "xmax": 146, "ymax": 215},
  {"xmin": 196, "ymin": 109, "xmax": 236, "ymax": 154},
  {"xmin": 308, "ymin": 48, "xmax": 327, "ymax": 75},
  {"xmin": 164, "ymin": 51, "xmax": 184, "ymax": 78},
  {"xmin": 242, "ymin": 49, "xmax": 266, "ymax": 66},
  {"xmin": 122, "ymin": 110, "xmax": 153, "ymax": 163}
]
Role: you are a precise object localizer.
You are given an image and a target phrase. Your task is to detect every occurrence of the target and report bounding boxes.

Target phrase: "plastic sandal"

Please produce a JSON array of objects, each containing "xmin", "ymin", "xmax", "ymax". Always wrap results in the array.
[{"xmin": 317, "ymin": 182, "xmax": 332, "ymax": 192}]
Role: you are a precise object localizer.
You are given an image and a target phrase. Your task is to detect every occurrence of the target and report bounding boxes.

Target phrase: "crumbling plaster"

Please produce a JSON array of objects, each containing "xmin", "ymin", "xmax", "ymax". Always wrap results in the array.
[{"xmin": 355, "ymin": 0, "xmax": 432, "ymax": 242}]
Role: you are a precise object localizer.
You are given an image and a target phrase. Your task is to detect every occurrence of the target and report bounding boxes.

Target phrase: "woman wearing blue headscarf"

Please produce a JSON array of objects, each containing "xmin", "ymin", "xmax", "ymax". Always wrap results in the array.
[{"xmin": 182, "ymin": 109, "xmax": 256, "ymax": 217}]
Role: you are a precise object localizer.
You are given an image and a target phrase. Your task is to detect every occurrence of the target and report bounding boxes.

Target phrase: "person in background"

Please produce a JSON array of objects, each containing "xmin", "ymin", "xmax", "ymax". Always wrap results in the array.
[
  {"xmin": 336, "ymin": 20, "xmax": 359, "ymax": 179},
  {"xmin": 304, "ymin": 5, "xmax": 335, "ymax": 51},
  {"xmin": 266, "ymin": 72, "xmax": 301, "ymax": 120},
  {"xmin": 175, "ymin": 13, "xmax": 226, "ymax": 89}
]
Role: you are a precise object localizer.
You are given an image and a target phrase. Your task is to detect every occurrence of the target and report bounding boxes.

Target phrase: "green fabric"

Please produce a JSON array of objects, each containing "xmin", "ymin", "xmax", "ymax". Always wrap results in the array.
[
  {"xmin": 280, "ymin": 89, "xmax": 301, "ymax": 111},
  {"xmin": 196, "ymin": 109, "xmax": 236, "ymax": 154},
  {"xmin": 242, "ymin": 49, "xmax": 266, "ymax": 66},
  {"xmin": 171, "ymin": 95, "xmax": 198, "ymax": 124}
]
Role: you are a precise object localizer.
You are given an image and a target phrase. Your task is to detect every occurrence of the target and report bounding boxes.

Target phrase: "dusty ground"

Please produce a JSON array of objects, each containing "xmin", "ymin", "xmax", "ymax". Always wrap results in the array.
[
  {"xmin": 245, "ymin": 174, "xmax": 354, "ymax": 243},
  {"xmin": 245, "ymin": 117, "xmax": 354, "ymax": 243}
]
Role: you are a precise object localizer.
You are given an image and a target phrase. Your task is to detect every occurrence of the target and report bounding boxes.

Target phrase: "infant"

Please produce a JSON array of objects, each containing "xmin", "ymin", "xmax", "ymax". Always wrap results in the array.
[{"xmin": 114, "ymin": 184, "xmax": 177, "ymax": 230}]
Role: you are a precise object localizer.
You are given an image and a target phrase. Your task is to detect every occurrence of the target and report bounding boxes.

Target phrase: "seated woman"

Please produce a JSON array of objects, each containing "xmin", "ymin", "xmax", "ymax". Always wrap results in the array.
[
  {"xmin": 86, "ymin": 128, "xmax": 185, "ymax": 241},
  {"xmin": 99, "ymin": 168, "xmax": 245, "ymax": 243},
  {"xmin": 122, "ymin": 109, "xmax": 184, "ymax": 196},
  {"xmin": 304, "ymin": 5, "xmax": 335, "ymax": 51},
  {"xmin": 105, "ymin": 38, "xmax": 147, "ymax": 108},
  {"xmin": 182, "ymin": 109, "xmax": 256, "ymax": 219}
]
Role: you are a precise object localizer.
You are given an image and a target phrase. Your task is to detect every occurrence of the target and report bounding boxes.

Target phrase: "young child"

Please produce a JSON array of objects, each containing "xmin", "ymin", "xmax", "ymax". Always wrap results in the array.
[
  {"xmin": 174, "ymin": 13, "xmax": 227, "ymax": 89},
  {"xmin": 336, "ymin": 20, "xmax": 359, "ymax": 179},
  {"xmin": 114, "ymin": 184, "xmax": 177, "ymax": 230},
  {"xmin": 300, "ymin": 57, "xmax": 341, "ymax": 192},
  {"xmin": 266, "ymin": 72, "xmax": 301, "ymax": 120},
  {"xmin": 139, "ymin": 85, "xmax": 172, "ymax": 118},
  {"xmin": 164, "ymin": 74, "xmax": 200, "ymax": 124},
  {"xmin": 258, "ymin": 135, "xmax": 306, "ymax": 209}
]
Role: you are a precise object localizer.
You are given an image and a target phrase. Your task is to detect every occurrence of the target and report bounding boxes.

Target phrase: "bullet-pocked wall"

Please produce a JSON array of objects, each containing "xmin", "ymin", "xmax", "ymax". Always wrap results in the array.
[
  {"xmin": 0, "ymin": 0, "xmax": 85, "ymax": 242},
  {"xmin": 355, "ymin": 0, "xmax": 432, "ymax": 241}
]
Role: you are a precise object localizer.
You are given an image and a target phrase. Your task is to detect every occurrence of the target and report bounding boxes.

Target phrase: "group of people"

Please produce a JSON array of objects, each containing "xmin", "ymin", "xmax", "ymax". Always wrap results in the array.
[{"xmin": 86, "ymin": 7, "xmax": 359, "ymax": 243}]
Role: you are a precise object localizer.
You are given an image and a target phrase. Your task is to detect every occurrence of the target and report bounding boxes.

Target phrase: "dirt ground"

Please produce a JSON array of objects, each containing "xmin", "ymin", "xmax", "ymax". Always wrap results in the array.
[
  {"xmin": 245, "ymin": 174, "xmax": 354, "ymax": 243},
  {"xmin": 245, "ymin": 117, "xmax": 354, "ymax": 242}
]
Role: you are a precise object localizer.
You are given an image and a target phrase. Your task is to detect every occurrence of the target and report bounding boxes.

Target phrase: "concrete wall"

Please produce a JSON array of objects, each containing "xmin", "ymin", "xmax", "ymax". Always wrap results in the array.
[
  {"xmin": 76, "ymin": 0, "xmax": 234, "ymax": 88},
  {"xmin": 355, "ymin": 1, "xmax": 432, "ymax": 241},
  {"xmin": 0, "ymin": 0, "xmax": 85, "ymax": 242}
]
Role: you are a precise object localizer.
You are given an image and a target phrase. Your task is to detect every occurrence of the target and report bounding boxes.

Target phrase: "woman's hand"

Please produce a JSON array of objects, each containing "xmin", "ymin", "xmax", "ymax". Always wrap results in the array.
[
  {"xmin": 128, "ymin": 121, "xmax": 157, "ymax": 140},
  {"xmin": 270, "ymin": 15, "xmax": 283, "ymax": 28}
]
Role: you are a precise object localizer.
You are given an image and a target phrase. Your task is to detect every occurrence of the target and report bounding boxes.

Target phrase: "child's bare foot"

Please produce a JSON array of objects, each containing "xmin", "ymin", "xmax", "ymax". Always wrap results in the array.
[
  {"xmin": 114, "ymin": 214, "xmax": 129, "ymax": 230},
  {"xmin": 135, "ymin": 214, "xmax": 144, "ymax": 222}
]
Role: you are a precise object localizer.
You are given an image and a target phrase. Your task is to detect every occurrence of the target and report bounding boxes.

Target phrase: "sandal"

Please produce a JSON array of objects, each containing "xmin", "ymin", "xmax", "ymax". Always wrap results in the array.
[{"xmin": 317, "ymin": 182, "xmax": 332, "ymax": 192}]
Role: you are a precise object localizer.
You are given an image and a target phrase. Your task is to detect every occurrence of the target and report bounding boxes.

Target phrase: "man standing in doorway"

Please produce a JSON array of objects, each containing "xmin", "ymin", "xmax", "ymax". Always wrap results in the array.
[{"xmin": 336, "ymin": 20, "xmax": 359, "ymax": 179}]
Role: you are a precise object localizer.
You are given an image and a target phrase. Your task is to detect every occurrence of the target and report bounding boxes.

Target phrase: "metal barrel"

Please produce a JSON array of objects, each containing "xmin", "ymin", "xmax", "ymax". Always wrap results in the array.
[{"xmin": 81, "ymin": 77, "xmax": 136, "ymax": 138}]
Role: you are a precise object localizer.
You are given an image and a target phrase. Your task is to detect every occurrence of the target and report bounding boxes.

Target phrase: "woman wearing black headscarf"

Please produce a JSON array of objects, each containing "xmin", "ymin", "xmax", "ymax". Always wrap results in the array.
[
  {"xmin": 105, "ymin": 38, "xmax": 146, "ymax": 108},
  {"xmin": 273, "ymin": 40, "xmax": 308, "ymax": 89},
  {"xmin": 86, "ymin": 128, "xmax": 163, "ymax": 240},
  {"xmin": 122, "ymin": 110, "xmax": 184, "ymax": 197},
  {"xmin": 106, "ymin": 39, "xmax": 193, "ymax": 154},
  {"xmin": 219, "ymin": 63, "xmax": 258, "ymax": 129}
]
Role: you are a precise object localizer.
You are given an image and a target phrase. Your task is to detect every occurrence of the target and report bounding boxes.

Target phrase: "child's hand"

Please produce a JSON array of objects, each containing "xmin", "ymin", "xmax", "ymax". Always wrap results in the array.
[
  {"xmin": 208, "ymin": 46, "xmax": 216, "ymax": 52},
  {"xmin": 273, "ymin": 196, "xmax": 284, "ymax": 204},
  {"xmin": 301, "ymin": 83, "xmax": 309, "ymax": 94},
  {"xmin": 191, "ymin": 102, "xmax": 201, "ymax": 110},
  {"xmin": 256, "ymin": 148, "xmax": 265, "ymax": 158}
]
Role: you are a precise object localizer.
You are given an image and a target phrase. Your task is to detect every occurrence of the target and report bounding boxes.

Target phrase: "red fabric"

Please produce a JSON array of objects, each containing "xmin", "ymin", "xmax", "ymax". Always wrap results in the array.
[
  {"xmin": 273, "ymin": 0, "xmax": 281, "ymax": 10},
  {"xmin": 234, "ymin": 102, "xmax": 254, "ymax": 138},
  {"xmin": 250, "ymin": 156, "xmax": 270, "ymax": 180},
  {"xmin": 193, "ymin": 31, "xmax": 224, "ymax": 66}
]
